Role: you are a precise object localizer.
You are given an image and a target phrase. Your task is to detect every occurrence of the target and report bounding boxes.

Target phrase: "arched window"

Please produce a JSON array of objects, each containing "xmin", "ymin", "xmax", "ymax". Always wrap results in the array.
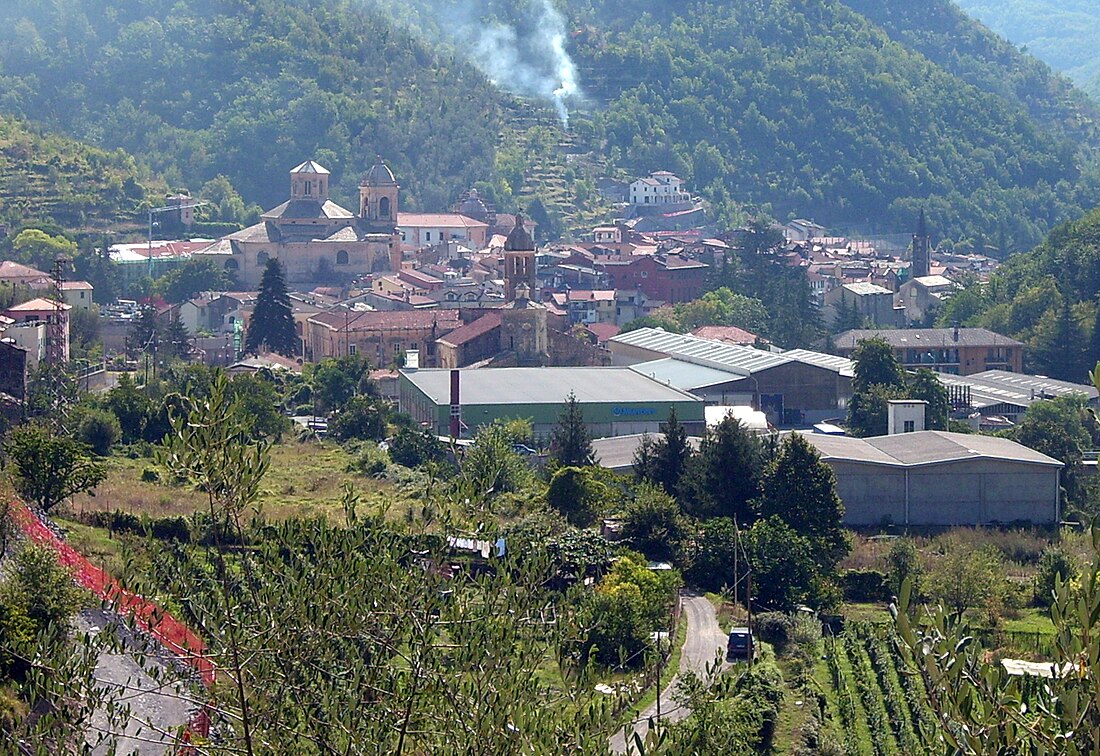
[
  {"xmin": 257, "ymin": 251, "xmax": 269, "ymax": 266},
  {"xmin": 225, "ymin": 259, "xmax": 239, "ymax": 272},
  {"xmin": 336, "ymin": 249, "xmax": 349, "ymax": 266},
  {"xmin": 379, "ymin": 196, "xmax": 391, "ymax": 218}
]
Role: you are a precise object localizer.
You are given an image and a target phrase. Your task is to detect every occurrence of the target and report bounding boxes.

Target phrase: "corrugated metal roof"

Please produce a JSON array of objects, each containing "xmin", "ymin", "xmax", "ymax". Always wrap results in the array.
[
  {"xmin": 800, "ymin": 430, "xmax": 1061, "ymax": 468},
  {"xmin": 401, "ymin": 367, "xmax": 704, "ymax": 406},
  {"xmin": 611, "ymin": 328, "xmax": 790, "ymax": 374},
  {"xmin": 937, "ymin": 370, "xmax": 1097, "ymax": 411},
  {"xmin": 783, "ymin": 348, "xmax": 855, "ymax": 377},
  {"xmin": 629, "ymin": 358, "xmax": 748, "ymax": 389}
]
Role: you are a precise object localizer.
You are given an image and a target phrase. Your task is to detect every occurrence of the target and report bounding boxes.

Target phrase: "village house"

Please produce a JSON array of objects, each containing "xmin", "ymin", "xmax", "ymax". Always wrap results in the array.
[
  {"xmin": 629, "ymin": 171, "xmax": 691, "ymax": 207},
  {"xmin": 397, "ymin": 213, "xmax": 490, "ymax": 252},
  {"xmin": 899, "ymin": 274, "xmax": 956, "ymax": 326},
  {"xmin": 305, "ymin": 308, "xmax": 464, "ymax": 365},
  {"xmin": 59, "ymin": 280, "xmax": 94, "ymax": 311},
  {"xmin": 832, "ymin": 327, "xmax": 1024, "ymax": 375},
  {"xmin": 598, "ymin": 254, "xmax": 708, "ymax": 304},
  {"xmin": 823, "ymin": 282, "xmax": 902, "ymax": 328}
]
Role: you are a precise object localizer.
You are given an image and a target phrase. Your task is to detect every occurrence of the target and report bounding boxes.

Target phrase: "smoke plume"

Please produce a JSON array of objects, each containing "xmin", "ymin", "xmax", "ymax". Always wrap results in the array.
[{"xmin": 379, "ymin": 0, "xmax": 582, "ymax": 129}]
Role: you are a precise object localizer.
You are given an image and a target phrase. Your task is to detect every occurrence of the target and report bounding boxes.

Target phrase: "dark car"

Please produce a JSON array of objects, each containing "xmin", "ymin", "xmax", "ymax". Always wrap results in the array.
[{"xmin": 727, "ymin": 627, "xmax": 754, "ymax": 660}]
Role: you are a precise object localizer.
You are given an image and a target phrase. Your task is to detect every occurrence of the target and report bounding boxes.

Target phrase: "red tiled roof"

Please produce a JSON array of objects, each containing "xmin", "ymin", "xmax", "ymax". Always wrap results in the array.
[
  {"xmin": 0, "ymin": 261, "xmax": 49, "ymax": 281},
  {"xmin": 691, "ymin": 325, "xmax": 759, "ymax": 345},
  {"xmin": 436, "ymin": 312, "xmax": 502, "ymax": 347},
  {"xmin": 310, "ymin": 308, "xmax": 463, "ymax": 332},
  {"xmin": 397, "ymin": 213, "xmax": 488, "ymax": 229},
  {"xmin": 585, "ymin": 322, "xmax": 621, "ymax": 343},
  {"xmin": 6, "ymin": 297, "xmax": 70, "ymax": 313}
]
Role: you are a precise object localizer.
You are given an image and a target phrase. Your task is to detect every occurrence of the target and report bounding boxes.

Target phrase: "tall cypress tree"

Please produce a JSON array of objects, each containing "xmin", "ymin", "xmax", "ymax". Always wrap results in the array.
[
  {"xmin": 551, "ymin": 392, "xmax": 595, "ymax": 467},
  {"xmin": 244, "ymin": 259, "xmax": 298, "ymax": 357}
]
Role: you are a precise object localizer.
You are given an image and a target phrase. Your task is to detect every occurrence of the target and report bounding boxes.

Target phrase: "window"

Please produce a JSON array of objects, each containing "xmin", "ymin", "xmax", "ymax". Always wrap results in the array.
[
  {"xmin": 318, "ymin": 180, "xmax": 324, "ymax": 195},
  {"xmin": 225, "ymin": 259, "xmax": 239, "ymax": 272},
  {"xmin": 257, "ymin": 251, "xmax": 269, "ymax": 266},
  {"xmin": 425, "ymin": 232, "xmax": 431, "ymax": 242},
  {"xmin": 348, "ymin": 343, "xmax": 357, "ymax": 355},
  {"xmin": 336, "ymin": 250, "xmax": 349, "ymax": 266},
  {"xmin": 379, "ymin": 196, "xmax": 391, "ymax": 218},
  {"xmin": 304, "ymin": 180, "xmax": 313, "ymax": 196},
  {"xmin": 903, "ymin": 420, "xmax": 915, "ymax": 433}
]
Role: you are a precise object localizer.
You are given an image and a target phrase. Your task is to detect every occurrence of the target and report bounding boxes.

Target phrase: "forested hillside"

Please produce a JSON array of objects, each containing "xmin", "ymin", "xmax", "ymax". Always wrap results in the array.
[
  {"xmin": 0, "ymin": 0, "xmax": 503, "ymax": 212},
  {"xmin": 567, "ymin": 0, "xmax": 1100, "ymax": 249},
  {"xmin": 1, "ymin": 0, "xmax": 1099, "ymax": 250},
  {"xmin": 954, "ymin": 0, "xmax": 1100, "ymax": 98},
  {"xmin": 936, "ymin": 207, "xmax": 1100, "ymax": 380},
  {"xmin": 0, "ymin": 116, "xmax": 155, "ymax": 232}
]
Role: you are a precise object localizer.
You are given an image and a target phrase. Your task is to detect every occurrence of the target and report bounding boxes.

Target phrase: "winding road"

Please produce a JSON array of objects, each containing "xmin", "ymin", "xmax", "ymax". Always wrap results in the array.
[{"xmin": 609, "ymin": 592, "xmax": 729, "ymax": 754}]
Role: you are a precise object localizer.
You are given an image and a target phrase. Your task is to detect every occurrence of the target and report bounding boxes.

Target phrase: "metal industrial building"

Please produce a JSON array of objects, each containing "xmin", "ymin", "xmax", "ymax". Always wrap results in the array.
[
  {"xmin": 609, "ymin": 328, "xmax": 852, "ymax": 425},
  {"xmin": 936, "ymin": 370, "xmax": 1099, "ymax": 424},
  {"xmin": 801, "ymin": 431, "xmax": 1062, "ymax": 526},
  {"xmin": 398, "ymin": 366, "xmax": 705, "ymax": 438}
]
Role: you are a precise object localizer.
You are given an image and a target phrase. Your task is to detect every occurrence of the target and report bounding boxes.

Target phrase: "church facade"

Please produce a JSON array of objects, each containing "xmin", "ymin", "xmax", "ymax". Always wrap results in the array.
[{"xmin": 197, "ymin": 159, "xmax": 402, "ymax": 289}]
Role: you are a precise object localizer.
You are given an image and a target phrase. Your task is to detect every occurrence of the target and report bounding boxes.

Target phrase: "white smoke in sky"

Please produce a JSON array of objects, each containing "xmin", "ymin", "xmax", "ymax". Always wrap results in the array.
[{"xmin": 387, "ymin": 0, "xmax": 582, "ymax": 129}]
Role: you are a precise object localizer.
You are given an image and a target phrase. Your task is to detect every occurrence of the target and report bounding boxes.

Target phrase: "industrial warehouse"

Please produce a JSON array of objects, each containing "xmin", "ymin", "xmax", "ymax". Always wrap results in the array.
[
  {"xmin": 397, "ymin": 366, "xmax": 705, "ymax": 438},
  {"xmin": 801, "ymin": 430, "xmax": 1063, "ymax": 527}
]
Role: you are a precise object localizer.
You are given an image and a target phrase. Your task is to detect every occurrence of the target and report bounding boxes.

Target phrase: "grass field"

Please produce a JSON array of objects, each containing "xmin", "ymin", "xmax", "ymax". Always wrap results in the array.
[{"xmin": 65, "ymin": 440, "xmax": 414, "ymax": 523}]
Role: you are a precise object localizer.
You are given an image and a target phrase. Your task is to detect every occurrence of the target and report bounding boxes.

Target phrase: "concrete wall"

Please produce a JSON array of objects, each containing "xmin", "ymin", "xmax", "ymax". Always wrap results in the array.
[{"xmin": 830, "ymin": 458, "xmax": 1060, "ymax": 526}]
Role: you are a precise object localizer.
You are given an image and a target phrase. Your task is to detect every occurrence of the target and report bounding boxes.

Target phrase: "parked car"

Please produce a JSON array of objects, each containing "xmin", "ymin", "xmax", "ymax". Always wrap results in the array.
[
  {"xmin": 512, "ymin": 443, "xmax": 538, "ymax": 456},
  {"xmin": 727, "ymin": 627, "xmax": 754, "ymax": 660}
]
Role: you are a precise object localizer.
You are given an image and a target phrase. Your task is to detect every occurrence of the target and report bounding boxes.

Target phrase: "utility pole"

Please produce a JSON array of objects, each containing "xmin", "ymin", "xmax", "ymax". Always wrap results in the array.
[{"xmin": 146, "ymin": 200, "xmax": 208, "ymax": 279}]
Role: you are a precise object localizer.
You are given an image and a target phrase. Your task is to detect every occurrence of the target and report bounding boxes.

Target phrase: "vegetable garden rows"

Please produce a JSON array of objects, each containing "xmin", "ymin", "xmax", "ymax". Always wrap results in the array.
[{"xmin": 823, "ymin": 622, "xmax": 934, "ymax": 755}]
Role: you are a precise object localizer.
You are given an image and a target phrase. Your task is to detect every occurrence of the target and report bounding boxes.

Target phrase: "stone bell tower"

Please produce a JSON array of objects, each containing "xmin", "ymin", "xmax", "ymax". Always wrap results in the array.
[{"xmin": 359, "ymin": 156, "xmax": 399, "ymax": 229}]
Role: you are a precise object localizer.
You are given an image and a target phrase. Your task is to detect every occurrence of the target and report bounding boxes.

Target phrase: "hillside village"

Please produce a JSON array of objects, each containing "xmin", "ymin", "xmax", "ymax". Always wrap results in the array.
[{"xmin": 4, "ymin": 0, "xmax": 1100, "ymax": 750}]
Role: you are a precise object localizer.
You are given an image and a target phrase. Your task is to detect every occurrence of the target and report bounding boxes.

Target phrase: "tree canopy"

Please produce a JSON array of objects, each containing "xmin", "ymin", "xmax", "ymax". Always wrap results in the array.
[{"xmin": 244, "ymin": 259, "xmax": 298, "ymax": 358}]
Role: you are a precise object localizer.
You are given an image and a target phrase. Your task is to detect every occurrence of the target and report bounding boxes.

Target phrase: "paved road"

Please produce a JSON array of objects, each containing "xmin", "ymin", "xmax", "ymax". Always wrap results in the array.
[
  {"xmin": 609, "ymin": 592, "xmax": 729, "ymax": 753},
  {"xmin": 79, "ymin": 609, "xmax": 198, "ymax": 755}
]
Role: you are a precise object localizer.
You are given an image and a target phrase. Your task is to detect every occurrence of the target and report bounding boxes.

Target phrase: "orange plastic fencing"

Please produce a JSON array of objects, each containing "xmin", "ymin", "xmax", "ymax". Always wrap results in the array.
[{"xmin": 11, "ymin": 501, "xmax": 216, "ymax": 745}]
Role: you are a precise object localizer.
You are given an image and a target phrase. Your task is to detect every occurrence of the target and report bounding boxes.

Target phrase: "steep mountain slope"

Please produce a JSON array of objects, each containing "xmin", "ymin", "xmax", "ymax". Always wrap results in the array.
[
  {"xmin": 0, "ymin": 116, "xmax": 155, "ymax": 232},
  {"xmin": 953, "ymin": 0, "xmax": 1100, "ymax": 97},
  {"xmin": 0, "ymin": 0, "xmax": 503, "ymax": 212},
  {"xmin": 568, "ymin": 0, "xmax": 1100, "ymax": 249}
]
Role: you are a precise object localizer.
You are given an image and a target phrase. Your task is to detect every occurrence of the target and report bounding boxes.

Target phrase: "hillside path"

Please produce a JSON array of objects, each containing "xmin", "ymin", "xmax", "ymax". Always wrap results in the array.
[{"xmin": 608, "ymin": 592, "xmax": 729, "ymax": 753}]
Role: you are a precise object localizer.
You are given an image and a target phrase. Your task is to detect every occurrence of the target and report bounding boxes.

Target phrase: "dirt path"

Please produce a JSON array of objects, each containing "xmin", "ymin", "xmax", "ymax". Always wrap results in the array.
[
  {"xmin": 80, "ymin": 609, "xmax": 199, "ymax": 755},
  {"xmin": 609, "ymin": 592, "xmax": 729, "ymax": 753}
]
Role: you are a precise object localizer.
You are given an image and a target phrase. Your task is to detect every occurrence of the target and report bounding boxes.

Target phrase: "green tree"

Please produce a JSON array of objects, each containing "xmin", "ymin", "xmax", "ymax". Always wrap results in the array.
[
  {"xmin": 886, "ymin": 537, "xmax": 923, "ymax": 599},
  {"xmin": 388, "ymin": 427, "xmax": 445, "ymax": 468},
  {"xmin": 6, "ymin": 544, "xmax": 84, "ymax": 634},
  {"xmin": 328, "ymin": 395, "xmax": 387, "ymax": 442},
  {"xmin": 244, "ymin": 258, "xmax": 297, "ymax": 357},
  {"xmin": 1034, "ymin": 296, "xmax": 1089, "ymax": 382},
  {"xmin": 621, "ymin": 484, "xmax": 688, "ymax": 563},
  {"xmin": 851, "ymin": 337, "xmax": 906, "ymax": 391},
  {"xmin": 550, "ymin": 392, "xmax": 595, "ymax": 467},
  {"xmin": 153, "ymin": 258, "xmax": 231, "ymax": 304},
  {"xmin": 4, "ymin": 424, "xmax": 106, "ymax": 512},
  {"xmin": 634, "ymin": 407, "xmax": 693, "ymax": 496},
  {"xmin": 104, "ymin": 373, "xmax": 154, "ymax": 443},
  {"xmin": 908, "ymin": 368, "xmax": 950, "ymax": 430},
  {"xmin": 681, "ymin": 416, "xmax": 762, "ymax": 521},
  {"xmin": 848, "ymin": 382, "xmax": 907, "ymax": 438},
  {"xmin": 11, "ymin": 228, "xmax": 77, "ymax": 270},
  {"xmin": 757, "ymin": 433, "xmax": 848, "ymax": 572},
  {"xmin": 744, "ymin": 516, "xmax": 820, "ymax": 611},
  {"xmin": 926, "ymin": 541, "xmax": 1006, "ymax": 620},
  {"xmin": 1033, "ymin": 546, "xmax": 1077, "ymax": 608},
  {"xmin": 685, "ymin": 517, "xmax": 740, "ymax": 593},
  {"xmin": 76, "ymin": 407, "xmax": 121, "ymax": 456},
  {"xmin": 547, "ymin": 466, "xmax": 605, "ymax": 528}
]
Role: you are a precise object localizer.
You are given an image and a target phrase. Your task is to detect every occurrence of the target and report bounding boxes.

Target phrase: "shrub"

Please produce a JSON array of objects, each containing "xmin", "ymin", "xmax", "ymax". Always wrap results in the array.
[
  {"xmin": 77, "ymin": 408, "xmax": 122, "ymax": 455},
  {"xmin": 841, "ymin": 569, "xmax": 889, "ymax": 602},
  {"xmin": 886, "ymin": 537, "xmax": 923, "ymax": 599},
  {"xmin": 754, "ymin": 612, "xmax": 793, "ymax": 653},
  {"xmin": 1033, "ymin": 546, "xmax": 1078, "ymax": 607},
  {"xmin": 547, "ymin": 466, "xmax": 603, "ymax": 527},
  {"xmin": 141, "ymin": 467, "xmax": 159, "ymax": 483},
  {"xmin": 388, "ymin": 427, "xmax": 445, "ymax": 468}
]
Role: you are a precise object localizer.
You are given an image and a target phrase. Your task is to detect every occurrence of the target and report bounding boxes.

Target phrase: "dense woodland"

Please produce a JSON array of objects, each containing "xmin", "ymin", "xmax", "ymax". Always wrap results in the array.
[
  {"xmin": 0, "ymin": 0, "xmax": 1098, "ymax": 251},
  {"xmin": 955, "ymin": 0, "xmax": 1100, "ymax": 98}
]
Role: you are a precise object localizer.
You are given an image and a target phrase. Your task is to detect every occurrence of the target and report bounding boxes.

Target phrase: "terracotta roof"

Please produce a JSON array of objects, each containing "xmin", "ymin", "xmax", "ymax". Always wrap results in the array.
[
  {"xmin": 568, "ymin": 290, "xmax": 615, "ymax": 302},
  {"xmin": 60, "ymin": 280, "xmax": 94, "ymax": 291},
  {"xmin": 585, "ymin": 322, "xmax": 621, "ymax": 343},
  {"xmin": 309, "ymin": 308, "xmax": 463, "ymax": 332},
  {"xmin": 398, "ymin": 213, "xmax": 488, "ymax": 229},
  {"xmin": 6, "ymin": 297, "xmax": 70, "ymax": 312},
  {"xmin": 690, "ymin": 326, "xmax": 758, "ymax": 345},
  {"xmin": 0, "ymin": 261, "xmax": 49, "ymax": 282},
  {"xmin": 436, "ymin": 312, "xmax": 503, "ymax": 347}
]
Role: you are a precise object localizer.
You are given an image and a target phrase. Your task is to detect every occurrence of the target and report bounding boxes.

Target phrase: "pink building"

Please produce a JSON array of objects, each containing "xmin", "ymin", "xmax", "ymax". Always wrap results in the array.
[{"xmin": 5, "ymin": 297, "xmax": 70, "ymax": 361}]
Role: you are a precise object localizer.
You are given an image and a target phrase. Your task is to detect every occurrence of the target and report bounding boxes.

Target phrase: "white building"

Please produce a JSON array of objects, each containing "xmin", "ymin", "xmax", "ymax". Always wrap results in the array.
[
  {"xmin": 629, "ymin": 171, "xmax": 691, "ymax": 206},
  {"xmin": 60, "ymin": 281, "xmax": 94, "ymax": 311},
  {"xmin": 397, "ymin": 213, "xmax": 490, "ymax": 251}
]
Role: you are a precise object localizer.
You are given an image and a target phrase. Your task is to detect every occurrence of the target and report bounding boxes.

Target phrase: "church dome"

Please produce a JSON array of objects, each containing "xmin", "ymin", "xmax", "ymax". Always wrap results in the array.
[
  {"xmin": 362, "ymin": 156, "xmax": 397, "ymax": 186},
  {"xmin": 459, "ymin": 189, "xmax": 489, "ymax": 221},
  {"xmin": 504, "ymin": 213, "xmax": 535, "ymax": 252}
]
